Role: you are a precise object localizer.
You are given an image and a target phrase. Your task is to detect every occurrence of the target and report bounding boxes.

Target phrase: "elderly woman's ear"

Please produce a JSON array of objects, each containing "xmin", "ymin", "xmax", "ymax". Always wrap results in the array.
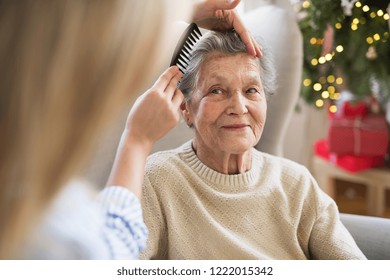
[{"xmin": 180, "ymin": 102, "xmax": 192, "ymax": 127}]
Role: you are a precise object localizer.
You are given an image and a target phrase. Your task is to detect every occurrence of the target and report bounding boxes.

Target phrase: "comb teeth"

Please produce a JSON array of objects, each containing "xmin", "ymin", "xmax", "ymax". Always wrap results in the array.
[
  {"xmin": 179, "ymin": 53, "xmax": 189, "ymax": 64},
  {"xmin": 183, "ymin": 44, "xmax": 192, "ymax": 56},
  {"xmin": 170, "ymin": 23, "xmax": 202, "ymax": 74}
]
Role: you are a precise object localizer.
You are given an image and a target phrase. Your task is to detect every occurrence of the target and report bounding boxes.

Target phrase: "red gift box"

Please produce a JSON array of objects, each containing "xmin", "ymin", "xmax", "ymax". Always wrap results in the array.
[
  {"xmin": 328, "ymin": 100, "xmax": 368, "ymax": 120},
  {"xmin": 314, "ymin": 139, "xmax": 384, "ymax": 173},
  {"xmin": 328, "ymin": 115, "xmax": 389, "ymax": 156},
  {"xmin": 342, "ymin": 101, "xmax": 368, "ymax": 118}
]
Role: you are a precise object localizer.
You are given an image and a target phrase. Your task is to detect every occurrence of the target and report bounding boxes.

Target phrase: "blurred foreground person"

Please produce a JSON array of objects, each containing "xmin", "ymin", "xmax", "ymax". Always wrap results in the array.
[{"xmin": 0, "ymin": 0, "xmax": 259, "ymax": 259}]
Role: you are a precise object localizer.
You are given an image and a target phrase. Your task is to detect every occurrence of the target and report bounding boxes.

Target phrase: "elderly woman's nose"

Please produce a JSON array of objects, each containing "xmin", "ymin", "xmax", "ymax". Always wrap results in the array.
[{"xmin": 226, "ymin": 92, "xmax": 248, "ymax": 115}]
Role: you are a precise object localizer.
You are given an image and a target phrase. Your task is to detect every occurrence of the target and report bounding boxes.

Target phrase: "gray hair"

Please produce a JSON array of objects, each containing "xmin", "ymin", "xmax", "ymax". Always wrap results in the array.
[{"xmin": 179, "ymin": 30, "xmax": 276, "ymax": 101}]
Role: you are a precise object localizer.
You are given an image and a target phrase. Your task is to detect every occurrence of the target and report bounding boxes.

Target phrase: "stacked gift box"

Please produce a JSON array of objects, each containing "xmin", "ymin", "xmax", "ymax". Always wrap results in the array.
[{"xmin": 314, "ymin": 98, "xmax": 389, "ymax": 173}]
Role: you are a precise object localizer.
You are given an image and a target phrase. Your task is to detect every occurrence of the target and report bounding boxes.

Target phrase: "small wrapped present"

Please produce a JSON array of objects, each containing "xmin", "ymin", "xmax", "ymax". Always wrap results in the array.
[
  {"xmin": 342, "ymin": 101, "xmax": 368, "ymax": 118},
  {"xmin": 328, "ymin": 115, "xmax": 389, "ymax": 156},
  {"xmin": 314, "ymin": 139, "xmax": 385, "ymax": 173},
  {"xmin": 328, "ymin": 91, "xmax": 369, "ymax": 120}
]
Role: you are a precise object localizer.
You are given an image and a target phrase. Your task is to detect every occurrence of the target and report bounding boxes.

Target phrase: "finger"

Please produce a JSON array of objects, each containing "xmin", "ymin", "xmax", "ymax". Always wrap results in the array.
[
  {"xmin": 249, "ymin": 33, "xmax": 262, "ymax": 58},
  {"xmin": 239, "ymin": 30, "xmax": 257, "ymax": 57},
  {"xmin": 153, "ymin": 66, "xmax": 180, "ymax": 91},
  {"xmin": 164, "ymin": 71, "xmax": 183, "ymax": 100},
  {"xmin": 243, "ymin": 34, "xmax": 257, "ymax": 57},
  {"xmin": 172, "ymin": 88, "xmax": 185, "ymax": 108},
  {"xmin": 212, "ymin": 0, "xmax": 241, "ymax": 10},
  {"xmin": 254, "ymin": 40, "xmax": 263, "ymax": 58},
  {"xmin": 226, "ymin": 11, "xmax": 257, "ymax": 57}
]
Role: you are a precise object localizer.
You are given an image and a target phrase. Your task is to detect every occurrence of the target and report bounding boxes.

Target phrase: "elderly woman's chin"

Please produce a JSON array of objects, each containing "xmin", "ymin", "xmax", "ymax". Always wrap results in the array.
[{"xmin": 214, "ymin": 131, "xmax": 261, "ymax": 154}]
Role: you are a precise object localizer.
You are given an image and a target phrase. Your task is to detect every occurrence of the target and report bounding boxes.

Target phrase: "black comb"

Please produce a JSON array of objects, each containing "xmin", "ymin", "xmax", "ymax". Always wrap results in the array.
[{"xmin": 170, "ymin": 23, "xmax": 202, "ymax": 74}]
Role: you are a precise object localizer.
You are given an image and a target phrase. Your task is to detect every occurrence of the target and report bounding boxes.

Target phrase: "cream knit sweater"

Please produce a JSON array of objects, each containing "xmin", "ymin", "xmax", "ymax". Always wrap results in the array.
[{"xmin": 140, "ymin": 141, "xmax": 366, "ymax": 260}]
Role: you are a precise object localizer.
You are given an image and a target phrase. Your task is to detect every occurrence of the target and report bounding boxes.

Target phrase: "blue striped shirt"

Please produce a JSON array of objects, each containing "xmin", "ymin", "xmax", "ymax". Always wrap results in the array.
[{"xmin": 23, "ymin": 180, "xmax": 148, "ymax": 259}]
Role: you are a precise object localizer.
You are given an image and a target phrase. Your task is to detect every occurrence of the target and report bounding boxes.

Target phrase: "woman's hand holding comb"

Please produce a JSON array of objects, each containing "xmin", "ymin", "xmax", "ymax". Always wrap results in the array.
[
  {"xmin": 124, "ymin": 66, "xmax": 184, "ymax": 148},
  {"xmin": 107, "ymin": 66, "xmax": 184, "ymax": 197},
  {"xmin": 192, "ymin": 0, "xmax": 262, "ymax": 58}
]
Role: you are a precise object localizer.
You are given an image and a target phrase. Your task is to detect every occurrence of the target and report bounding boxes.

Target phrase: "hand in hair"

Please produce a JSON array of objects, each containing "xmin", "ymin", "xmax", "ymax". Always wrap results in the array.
[
  {"xmin": 125, "ymin": 66, "xmax": 184, "ymax": 145},
  {"xmin": 107, "ymin": 66, "xmax": 184, "ymax": 198},
  {"xmin": 192, "ymin": 0, "xmax": 262, "ymax": 58}
]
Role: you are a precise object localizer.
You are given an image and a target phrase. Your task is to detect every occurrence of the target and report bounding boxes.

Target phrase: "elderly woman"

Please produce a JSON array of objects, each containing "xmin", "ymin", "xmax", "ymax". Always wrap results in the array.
[{"xmin": 140, "ymin": 31, "xmax": 366, "ymax": 260}]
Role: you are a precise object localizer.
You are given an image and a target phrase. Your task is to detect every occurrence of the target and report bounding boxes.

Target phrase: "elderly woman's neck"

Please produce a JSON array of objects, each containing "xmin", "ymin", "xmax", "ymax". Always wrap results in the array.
[{"xmin": 192, "ymin": 141, "xmax": 252, "ymax": 175}]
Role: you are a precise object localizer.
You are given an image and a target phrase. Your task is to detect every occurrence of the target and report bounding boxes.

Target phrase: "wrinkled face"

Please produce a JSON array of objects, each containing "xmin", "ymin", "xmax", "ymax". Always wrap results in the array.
[{"xmin": 184, "ymin": 52, "xmax": 267, "ymax": 154}]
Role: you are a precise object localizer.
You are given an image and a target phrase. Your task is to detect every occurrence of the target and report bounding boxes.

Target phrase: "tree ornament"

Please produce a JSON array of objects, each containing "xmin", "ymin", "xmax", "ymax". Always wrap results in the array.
[
  {"xmin": 322, "ymin": 25, "xmax": 334, "ymax": 56},
  {"xmin": 366, "ymin": 46, "xmax": 378, "ymax": 60},
  {"xmin": 341, "ymin": 0, "xmax": 358, "ymax": 16}
]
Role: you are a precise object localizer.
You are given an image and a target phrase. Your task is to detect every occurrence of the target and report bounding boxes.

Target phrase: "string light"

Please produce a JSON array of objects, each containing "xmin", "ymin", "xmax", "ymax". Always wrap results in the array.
[
  {"xmin": 310, "ymin": 37, "xmax": 317, "ymax": 45},
  {"xmin": 373, "ymin": 33, "xmax": 381, "ymax": 41},
  {"xmin": 315, "ymin": 99, "xmax": 324, "ymax": 108},
  {"xmin": 335, "ymin": 23, "xmax": 342, "ymax": 29},
  {"xmin": 377, "ymin": 10, "xmax": 384, "ymax": 17},
  {"xmin": 327, "ymin": 75, "xmax": 335, "ymax": 83},
  {"xmin": 329, "ymin": 92, "xmax": 341, "ymax": 100},
  {"xmin": 336, "ymin": 45, "xmax": 344, "ymax": 52},
  {"xmin": 366, "ymin": 36, "xmax": 374, "ymax": 44},
  {"xmin": 362, "ymin": 5, "xmax": 370, "ymax": 12},
  {"xmin": 302, "ymin": 1, "xmax": 310, "ymax": 9},
  {"xmin": 351, "ymin": 24, "xmax": 358, "ymax": 30},
  {"xmin": 318, "ymin": 57, "xmax": 326, "ymax": 64},
  {"xmin": 370, "ymin": 12, "xmax": 376, "ymax": 18},
  {"xmin": 311, "ymin": 58, "xmax": 318, "ymax": 66},
  {"xmin": 325, "ymin": 54, "xmax": 333, "ymax": 61},
  {"xmin": 384, "ymin": 14, "xmax": 389, "ymax": 20},
  {"xmin": 327, "ymin": 86, "xmax": 336, "ymax": 93},
  {"xmin": 355, "ymin": 2, "xmax": 362, "ymax": 8},
  {"xmin": 321, "ymin": 91, "xmax": 330, "ymax": 99},
  {"xmin": 335, "ymin": 77, "xmax": 343, "ymax": 85},
  {"xmin": 329, "ymin": 105, "xmax": 338, "ymax": 113},
  {"xmin": 352, "ymin": 18, "xmax": 360, "ymax": 24},
  {"xmin": 313, "ymin": 83, "xmax": 322, "ymax": 91},
  {"xmin": 303, "ymin": 79, "xmax": 312, "ymax": 87}
]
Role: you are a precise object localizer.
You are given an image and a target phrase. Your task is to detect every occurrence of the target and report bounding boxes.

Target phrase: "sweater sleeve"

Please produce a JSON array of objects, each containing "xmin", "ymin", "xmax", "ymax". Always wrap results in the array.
[
  {"xmin": 307, "ymin": 175, "xmax": 367, "ymax": 260},
  {"xmin": 139, "ymin": 175, "xmax": 169, "ymax": 259},
  {"xmin": 23, "ymin": 182, "xmax": 147, "ymax": 260},
  {"xmin": 97, "ymin": 186, "xmax": 148, "ymax": 259}
]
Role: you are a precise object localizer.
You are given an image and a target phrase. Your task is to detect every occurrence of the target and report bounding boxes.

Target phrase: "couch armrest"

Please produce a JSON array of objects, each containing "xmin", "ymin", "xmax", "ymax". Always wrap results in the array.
[{"xmin": 340, "ymin": 213, "xmax": 390, "ymax": 260}]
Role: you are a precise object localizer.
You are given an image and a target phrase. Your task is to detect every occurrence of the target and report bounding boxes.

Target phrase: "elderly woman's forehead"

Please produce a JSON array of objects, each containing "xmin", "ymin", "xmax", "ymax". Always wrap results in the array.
[
  {"xmin": 204, "ymin": 51, "xmax": 255, "ymax": 61},
  {"xmin": 200, "ymin": 51, "xmax": 261, "ymax": 73}
]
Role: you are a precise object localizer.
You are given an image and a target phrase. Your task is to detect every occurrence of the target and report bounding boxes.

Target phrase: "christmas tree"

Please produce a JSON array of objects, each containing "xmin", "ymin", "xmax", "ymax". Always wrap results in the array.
[{"xmin": 299, "ymin": 0, "xmax": 390, "ymax": 112}]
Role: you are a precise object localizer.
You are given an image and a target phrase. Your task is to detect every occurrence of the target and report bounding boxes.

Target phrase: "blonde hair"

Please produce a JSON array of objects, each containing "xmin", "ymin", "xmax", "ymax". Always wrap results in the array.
[{"xmin": 0, "ymin": 0, "xmax": 172, "ymax": 258}]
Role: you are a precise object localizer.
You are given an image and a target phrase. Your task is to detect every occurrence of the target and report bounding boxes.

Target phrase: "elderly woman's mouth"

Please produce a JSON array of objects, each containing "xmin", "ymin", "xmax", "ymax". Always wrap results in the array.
[{"xmin": 221, "ymin": 124, "xmax": 250, "ymax": 130}]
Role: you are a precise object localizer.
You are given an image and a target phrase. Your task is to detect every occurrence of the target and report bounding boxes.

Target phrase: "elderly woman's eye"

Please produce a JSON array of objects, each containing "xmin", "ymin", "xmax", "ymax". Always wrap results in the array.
[
  {"xmin": 211, "ymin": 88, "xmax": 223, "ymax": 94},
  {"xmin": 246, "ymin": 88, "xmax": 259, "ymax": 94}
]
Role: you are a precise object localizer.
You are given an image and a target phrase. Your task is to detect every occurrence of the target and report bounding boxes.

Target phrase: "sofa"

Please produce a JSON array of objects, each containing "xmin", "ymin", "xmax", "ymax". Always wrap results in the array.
[{"xmin": 340, "ymin": 213, "xmax": 390, "ymax": 260}]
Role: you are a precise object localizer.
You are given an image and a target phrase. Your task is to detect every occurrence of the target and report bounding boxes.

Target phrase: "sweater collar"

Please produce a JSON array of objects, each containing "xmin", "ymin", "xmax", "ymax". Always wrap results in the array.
[{"xmin": 179, "ymin": 141, "xmax": 263, "ymax": 192}]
